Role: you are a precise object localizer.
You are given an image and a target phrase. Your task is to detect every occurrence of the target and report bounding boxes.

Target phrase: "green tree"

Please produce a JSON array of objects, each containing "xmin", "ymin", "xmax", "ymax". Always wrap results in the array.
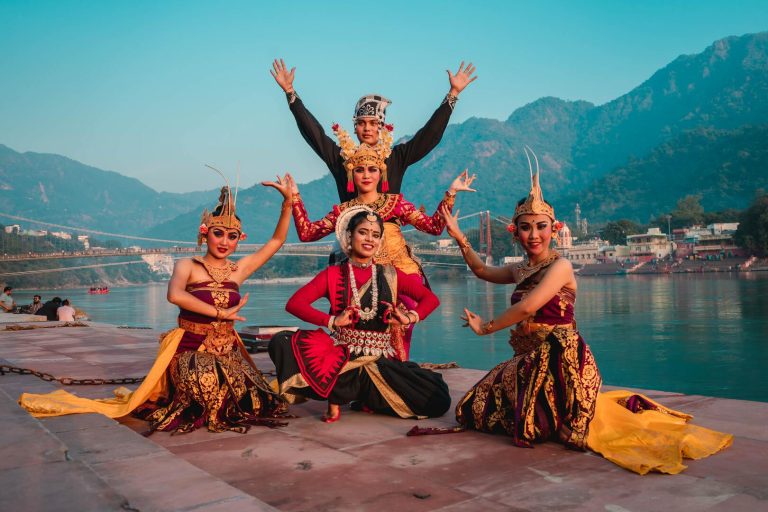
[
  {"xmin": 600, "ymin": 219, "xmax": 642, "ymax": 245},
  {"xmin": 734, "ymin": 191, "xmax": 768, "ymax": 257}
]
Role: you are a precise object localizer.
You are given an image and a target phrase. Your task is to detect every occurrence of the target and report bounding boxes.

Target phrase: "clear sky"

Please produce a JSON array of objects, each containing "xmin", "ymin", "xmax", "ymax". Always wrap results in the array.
[{"xmin": 1, "ymin": 1, "xmax": 766, "ymax": 192}]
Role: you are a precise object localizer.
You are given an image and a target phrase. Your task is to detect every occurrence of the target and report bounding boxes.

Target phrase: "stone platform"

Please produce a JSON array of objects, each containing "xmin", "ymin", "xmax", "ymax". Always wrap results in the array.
[{"xmin": 1, "ymin": 322, "xmax": 766, "ymax": 511}]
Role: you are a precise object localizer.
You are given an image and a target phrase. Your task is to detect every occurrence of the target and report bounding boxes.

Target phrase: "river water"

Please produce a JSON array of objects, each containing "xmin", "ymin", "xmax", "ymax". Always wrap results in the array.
[{"xmin": 14, "ymin": 273, "xmax": 768, "ymax": 402}]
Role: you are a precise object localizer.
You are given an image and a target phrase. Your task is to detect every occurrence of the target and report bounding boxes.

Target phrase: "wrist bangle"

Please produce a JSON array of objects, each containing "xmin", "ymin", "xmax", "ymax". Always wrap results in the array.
[
  {"xmin": 215, "ymin": 307, "xmax": 223, "ymax": 321},
  {"xmin": 328, "ymin": 315, "xmax": 336, "ymax": 331},
  {"xmin": 281, "ymin": 200, "xmax": 292, "ymax": 211},
  {"xmin": 458, "ymin": 236, "xmax": 471, "ymax": 251},
  {"xmin": 407, "ymin": 310, "xmax": 420, "ymax": 324},
  {"xmin": 286, "ymin": 90, "xmax": 298, "ymax": 104},
  {"xmin": 446, "ymin": 189, "xmax": 456, "ymax": 198},
  {"xmin": 443, "ymin": 93, "xmax": 458, "ymax": 110},
  {"xmin": 481, "ymin": 319, "xmax": 494, "ymax": 335}
]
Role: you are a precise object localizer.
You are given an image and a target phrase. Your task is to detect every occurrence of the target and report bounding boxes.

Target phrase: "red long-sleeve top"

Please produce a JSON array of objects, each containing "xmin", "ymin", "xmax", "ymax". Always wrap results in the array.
[{"xmin": 285, "ymin": 266, "xmax": 440, "ymax": 328}]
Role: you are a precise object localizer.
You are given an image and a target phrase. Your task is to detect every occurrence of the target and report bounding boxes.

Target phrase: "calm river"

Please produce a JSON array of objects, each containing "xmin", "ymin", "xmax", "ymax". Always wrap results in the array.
[{"xmin": 14, "ymin": 273, "xmax": 768, "ymax": 402}]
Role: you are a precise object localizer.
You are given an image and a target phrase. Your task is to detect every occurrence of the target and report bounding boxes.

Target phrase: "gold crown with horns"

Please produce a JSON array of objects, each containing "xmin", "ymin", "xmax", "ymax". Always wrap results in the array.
[
  {"xmin": 197, "ymin": 165, "xmax": 246, "ymax": 246},
  {"xmin": 332, "ymin": 123, "xmax": 394, "ymax": 193},
  {"xmin": 513, "ymin": 145, "xmax": 555, "ymax": 222}
]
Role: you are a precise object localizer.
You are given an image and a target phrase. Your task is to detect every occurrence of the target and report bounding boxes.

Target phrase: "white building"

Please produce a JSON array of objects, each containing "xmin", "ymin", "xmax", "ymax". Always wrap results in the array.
[
  {"xmin": 50, "ymin": 231, "xmax": 72, "ymax": 240},
  {"xmin": 562, "ymin": 239, "xmax": 608, "ymax": 264},
  {"xmin": 626, "ymin": 228, "xmax": 673, "ymax": 261},
  {"xmin": 3, "ymin": 225, "xmax": 21, "ymax": 234}
]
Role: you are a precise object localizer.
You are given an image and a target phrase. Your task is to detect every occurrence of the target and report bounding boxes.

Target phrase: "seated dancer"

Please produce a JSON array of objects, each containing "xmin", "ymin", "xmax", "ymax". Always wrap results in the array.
[
  {"xmin": 289, "ymin": 123, "xmax": 475, "ymax": 359},
  {"xmin": 269, "ymin": 207, "xmax": 452, "ymax": 423},
  {"xmin": 271, "ymin": 58, "xmax": 477, "ymax": 202},
  {"xmin": 423, "ymin": 148, "xmax": 733, "ymax": 475},
  {"xmin": 20, "ymin": 175, "xmax": 294, "ymax": 434}
]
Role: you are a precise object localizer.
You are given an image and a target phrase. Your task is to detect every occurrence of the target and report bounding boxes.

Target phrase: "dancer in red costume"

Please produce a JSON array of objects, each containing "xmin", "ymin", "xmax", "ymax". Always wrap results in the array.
[{"xmin": 269, "ymin": 207, "xmax": 451, "ymax": 423}]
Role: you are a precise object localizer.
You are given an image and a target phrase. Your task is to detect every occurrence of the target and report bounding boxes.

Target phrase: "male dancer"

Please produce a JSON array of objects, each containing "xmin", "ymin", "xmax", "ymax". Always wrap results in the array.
[{"xmin": 270, "ymin": 59, "xmax": 477, "ymax": 202}]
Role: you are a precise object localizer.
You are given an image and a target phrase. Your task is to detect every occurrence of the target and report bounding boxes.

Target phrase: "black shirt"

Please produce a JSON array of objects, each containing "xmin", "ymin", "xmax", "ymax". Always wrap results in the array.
[{"xmin": 288, "ymin": 96, "xmax": 454, "ymax": 202}]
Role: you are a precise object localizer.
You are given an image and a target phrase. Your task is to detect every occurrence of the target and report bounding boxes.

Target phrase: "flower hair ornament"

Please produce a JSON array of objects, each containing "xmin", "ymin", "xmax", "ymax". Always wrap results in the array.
[
  {"xmin": 335, "ymin": 205, "xmax": 382, "ymax": 257},
  {"xmin": 332, "ymin": 123, "xmax": 394, "ymax": 193},
  {"xmin": 197, "ymin": 164, "xmax": 246, "ymax": 247},
  {"xmin": 511, "ymin": 146, "xmax": 563, "ymax": 246}
]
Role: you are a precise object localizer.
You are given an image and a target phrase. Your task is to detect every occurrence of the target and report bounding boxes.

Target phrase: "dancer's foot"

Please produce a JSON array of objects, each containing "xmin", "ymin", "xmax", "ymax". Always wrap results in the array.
[{"xmin": 322, "ymin": 404, "xmax": 341, "ymax": 423}]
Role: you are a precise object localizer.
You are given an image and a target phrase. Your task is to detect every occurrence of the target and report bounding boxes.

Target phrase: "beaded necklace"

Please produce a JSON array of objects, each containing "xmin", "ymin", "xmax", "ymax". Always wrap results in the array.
[{"xmin": 348, "ymin": 262, "xmax": 378, "ymax": 321}]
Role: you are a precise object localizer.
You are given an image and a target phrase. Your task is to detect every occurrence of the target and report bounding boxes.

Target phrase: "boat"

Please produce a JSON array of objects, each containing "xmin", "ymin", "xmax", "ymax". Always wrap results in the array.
[
  {"xmin": 238, "ymin": 325, "xmax": 298, "ymax": 353},
  {"xmin": 88, "ymin": 287, "xmax": 110, "ymax": 295}
]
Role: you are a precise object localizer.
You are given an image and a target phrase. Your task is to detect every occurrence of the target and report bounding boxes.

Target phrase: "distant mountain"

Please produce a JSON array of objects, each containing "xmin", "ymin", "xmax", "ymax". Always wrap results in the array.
[
  {"xmin": 0, "ymin": 144, "xmax": 214, "ymax": 234},
  {"xmin": 559, "ymin": 124, "xmax": 768, "ymax": 223},
  {"xmin": 4, "ymin": 31, "xmax": 768, "ymax": 241}
]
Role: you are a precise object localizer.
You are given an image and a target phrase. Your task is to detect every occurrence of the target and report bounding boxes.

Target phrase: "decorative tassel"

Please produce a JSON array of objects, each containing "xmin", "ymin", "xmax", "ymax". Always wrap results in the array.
[
  {"xmin": 381, "ymin": 180, "xmax": 389, "ymax": 193},
  {"xmin": 347, "ymin": 180, "xmax": 355, "ymax": 193}
]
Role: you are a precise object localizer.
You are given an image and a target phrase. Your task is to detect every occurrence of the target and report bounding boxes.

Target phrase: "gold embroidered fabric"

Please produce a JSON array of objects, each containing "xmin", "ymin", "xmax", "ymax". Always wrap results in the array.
[
  {"xmin": 194, "ymin": 256, "xmax": 238, "ymax": 285},
  {"xmin": 178, "ymin": 318, "xmax": 236, "ymax": 355}
]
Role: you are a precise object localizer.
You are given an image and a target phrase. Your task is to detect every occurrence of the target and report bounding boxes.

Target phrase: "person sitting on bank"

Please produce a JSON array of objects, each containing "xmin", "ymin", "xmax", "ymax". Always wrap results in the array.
[
  {"xmin": 35, "ymin": 297, "xmax": 62, "ymax": 321},
  {"xmin": 57, "ymin": 299, "xmax": 76, "ymax": 322},
  {"xmin": 20, "ymin": 295, "xmax": 43, "ymax": 314},
  {"xmin": 0, "ymin": 286, "xmax": 16, "ymax": 313}
]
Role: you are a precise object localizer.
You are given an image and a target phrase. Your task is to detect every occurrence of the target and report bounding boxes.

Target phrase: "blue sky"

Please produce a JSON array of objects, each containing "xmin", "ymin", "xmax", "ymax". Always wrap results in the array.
[{"xmin": 1, "ymin": 1, "xmax": 766, "ymax": 192}]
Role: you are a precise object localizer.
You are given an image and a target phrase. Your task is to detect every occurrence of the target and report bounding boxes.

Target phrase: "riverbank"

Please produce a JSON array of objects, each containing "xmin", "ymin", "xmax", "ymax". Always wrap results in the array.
[{"xmin": 2, "ymin": 320, "xmax": 765, "ymax": 511}]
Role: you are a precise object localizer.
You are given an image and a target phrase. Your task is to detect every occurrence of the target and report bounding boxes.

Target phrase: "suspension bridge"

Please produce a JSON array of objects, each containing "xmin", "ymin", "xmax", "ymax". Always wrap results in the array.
[{"xmin": 0, "ymin": 211, "xmax": 517, "ymax": 278}]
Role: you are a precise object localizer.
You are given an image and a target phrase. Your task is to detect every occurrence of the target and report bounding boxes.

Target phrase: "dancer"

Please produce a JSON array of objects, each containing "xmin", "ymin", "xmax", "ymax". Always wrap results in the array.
[
  {"xmin": 271, "ymin": 58, "xmax": 477, "ymax": 201},
  {"xmin": 429, "ymin": 148, "xmax": 732, "ymax": 475},
  {"xmin": 269, "ymin": 207, "xmax": 451, "ymax": 423},
  {"xmin": 289, "ymin": 123, "xmax": 475, "ymax": 358},
  {"xmin": 20, "ymin": 174, "xmax": 295, "ymax": 434}
]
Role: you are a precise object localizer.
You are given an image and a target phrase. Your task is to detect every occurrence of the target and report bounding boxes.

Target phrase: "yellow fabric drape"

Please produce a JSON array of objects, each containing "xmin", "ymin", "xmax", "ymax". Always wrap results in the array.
[
  {"xmin": 587, "ymin": 390, "xmax": 733, "ymax": 475},
  {"xmin": 18, "ymin": 329, "xmax": 186, "ymax": 418}
]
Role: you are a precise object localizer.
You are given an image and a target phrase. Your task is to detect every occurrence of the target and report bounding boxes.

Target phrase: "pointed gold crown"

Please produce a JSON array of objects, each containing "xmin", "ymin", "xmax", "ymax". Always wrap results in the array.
[
  {"xmin": 197, "ymin": 165, "xmax": 244, "ymax": 246},
  {"xmin": 332, "ymin": 123, "xmax": 394, "ymax": 192},
  {"xmin": 513, "ymin": 146, "xmax": 555, "ymax": 222}
]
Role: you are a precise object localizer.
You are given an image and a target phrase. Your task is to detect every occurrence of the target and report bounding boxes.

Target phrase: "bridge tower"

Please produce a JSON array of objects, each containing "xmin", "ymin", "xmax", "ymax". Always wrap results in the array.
[{"xmin": 478, "ymin": 211, "xmax": 493, "ymax": 265}]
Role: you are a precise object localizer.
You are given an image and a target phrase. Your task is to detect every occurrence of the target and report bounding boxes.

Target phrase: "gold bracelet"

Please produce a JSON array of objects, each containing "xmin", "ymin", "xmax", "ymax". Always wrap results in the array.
[
  {"xmin": 458, "ymin": 236, "xmax": 472, "ymax": 251},
  {"xmin": 281, "ymin": 200, "xmax": 292, "ymax": 211},
  {"xmin": 481, "ymin": 319, "xmax": 494, "ymax": 335},
  {"xmin": 215, "ymin": 307, "xmax": 223, "ymax": 321}
]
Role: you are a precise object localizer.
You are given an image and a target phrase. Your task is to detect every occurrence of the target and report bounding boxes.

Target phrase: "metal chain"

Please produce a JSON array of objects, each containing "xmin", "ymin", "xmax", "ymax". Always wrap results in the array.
[{"xmin": 0, "ymin": 364, "xmax": 145, "ymax": 385}]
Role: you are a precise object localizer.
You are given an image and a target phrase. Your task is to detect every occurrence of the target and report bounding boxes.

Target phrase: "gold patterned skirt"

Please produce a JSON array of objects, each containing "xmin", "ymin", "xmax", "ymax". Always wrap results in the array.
[
  {"xmin": 137, "ymin": 325, "xmax": 287, "ymax": 434},
  {"xmin": 456, "ymin": 324, "xmax": 601, "ymax": 449}
]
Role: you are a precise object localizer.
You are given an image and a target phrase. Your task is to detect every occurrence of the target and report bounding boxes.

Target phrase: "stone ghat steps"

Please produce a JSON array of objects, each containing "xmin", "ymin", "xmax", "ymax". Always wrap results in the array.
[{"xmin": 0, "ymin": 368, "xmax": 277, "ymax": 512}]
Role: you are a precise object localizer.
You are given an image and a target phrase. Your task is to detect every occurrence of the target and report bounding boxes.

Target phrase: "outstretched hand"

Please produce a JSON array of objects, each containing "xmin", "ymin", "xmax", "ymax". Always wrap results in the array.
[
  {"xmin": 221, "ymin": 293, "xmax": 250, "ymax": 323},
  {"xmin": 460, "ymin": 307, "xmax": 484, "ymax": 335},
  {"xmin": 439, "ymin": 204, "xmax": 463, "ymax": 240},
  {"xmin": 270, "ymin": 58, "xmax": 295, "ymax": 93},
  {"xmin": 261, "ymin": 173, "xmax": 294, "ymax": 201},
  {"xmin": 448, "ymin": 169, "xmax": 477, "ymax": 195},
  {"xmin": 447, "ymin": 61, "xmax": 478, "ymax": 96}
]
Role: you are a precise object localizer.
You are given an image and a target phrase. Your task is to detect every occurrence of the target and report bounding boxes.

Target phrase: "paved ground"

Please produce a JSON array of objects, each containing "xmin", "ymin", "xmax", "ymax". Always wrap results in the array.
[{"xmin": 1, "ymin": 321, "xmax": 766, "ymax": 512}]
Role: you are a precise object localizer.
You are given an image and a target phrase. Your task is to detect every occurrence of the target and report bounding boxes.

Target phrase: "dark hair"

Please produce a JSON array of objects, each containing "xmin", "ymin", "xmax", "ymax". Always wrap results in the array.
[
  {"xmin": 33, "ymin": 295, "xmax": 41, "ymax": 300},
  {"xmin": 211, "ymin": 205, "xmax": 241, "ymax": 222},
  {"xmin": 347, "ymin": 210, "xmax": 384, "ymax": 234},
  {"xmin": 3, "ymin": 286, "xmax": 11, "ymax": 293},
  {"xmin": 63, "ymin": 299, "xmax": 70, "ymax": 306},
  {"xmin": 52, "ymin": 297, "xmax": 62, "ymax": 304}
]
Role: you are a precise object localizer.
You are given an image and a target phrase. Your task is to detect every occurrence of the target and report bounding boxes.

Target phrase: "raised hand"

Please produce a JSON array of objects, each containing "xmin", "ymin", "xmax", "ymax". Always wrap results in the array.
[
  {"xmin": 270, "ymin": 58, "xmax": 296, "ymax": 93},
  {"xmin": 460, "ymin": 307, "xmax": 484, "ymax": 335},
  {"xmin": 221, "ymin": 293, "xmax": 250, "ymax": 323},
  {"xmin": 439, "ymin": 204, "xmax": 463, "ymax": 240},
  {"xmin": 448, "ymin": 169, "xmax": 477, "ymax": 195},
  {"xmin": 447, "ymin": 61, "xmax": 478, "ymax": 96},
  {"xmin": 261, "ymin": 173, "xmax": 293, "ymax": 201}
]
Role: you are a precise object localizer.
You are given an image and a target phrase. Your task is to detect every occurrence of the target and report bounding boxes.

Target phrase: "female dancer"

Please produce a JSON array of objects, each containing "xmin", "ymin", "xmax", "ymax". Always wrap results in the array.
[
  {"xmin": 290, "ymin": 122, "xmax": 475, "ymax": 359},
  {"xmin": 269, "ymin": 207, "xmax": 451, "ymax": 423},
  {"xmin": 20, "ymin": 175, "xmax": 294, "ymax": 434},
  {"xmin": 435, "ymin": 149, "xmax": 732, "ymax": 474}
]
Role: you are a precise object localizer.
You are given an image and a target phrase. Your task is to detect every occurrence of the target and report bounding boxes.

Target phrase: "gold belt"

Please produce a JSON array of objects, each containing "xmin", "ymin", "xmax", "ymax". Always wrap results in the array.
[
  {"xmin": 178, "ymin": 317, "xmax": 235, "ymax": 355},
  {"xmin": 509, "ymin": 321, "xmax": 576, "ymax": 356}
]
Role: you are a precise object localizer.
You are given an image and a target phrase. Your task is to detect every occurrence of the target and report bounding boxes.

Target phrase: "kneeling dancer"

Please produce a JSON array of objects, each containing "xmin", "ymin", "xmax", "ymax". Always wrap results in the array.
[{"xmin": 269, "ymin": 207, "xmax": 451, "ymax": 423}]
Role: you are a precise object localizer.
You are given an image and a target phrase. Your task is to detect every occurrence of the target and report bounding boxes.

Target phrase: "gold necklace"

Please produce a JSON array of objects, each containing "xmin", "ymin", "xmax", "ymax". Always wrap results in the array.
[
  {"xmin": 196, "ymin": 256, "xmax": 237, "ymax": 284},
  {"xmin": 515, "ymin": 251, "xmax": 559, "ymax": 282}
]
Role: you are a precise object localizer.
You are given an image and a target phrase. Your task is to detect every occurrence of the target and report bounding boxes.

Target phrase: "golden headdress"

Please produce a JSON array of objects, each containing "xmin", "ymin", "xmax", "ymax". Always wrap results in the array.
[
  {"xmin": 332, "ymin": 123, "xmax": 394, "ymax": 193},
  {"xmin": 197, "ymin": 165, "xmax": 245, "ymax": 246},
  {"xmin": 513, "ymin": 145, "xmax": 555, "ymax": 221},
  {"xmin": 510, "ymin": 146, "xmax": 563, "ymax": 244}
]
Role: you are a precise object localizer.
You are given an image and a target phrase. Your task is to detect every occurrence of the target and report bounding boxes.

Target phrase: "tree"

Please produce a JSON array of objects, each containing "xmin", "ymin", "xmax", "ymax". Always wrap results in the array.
[
  {"xmin": 734, "ymin": 191, "xmax": 768, "ymax": 257},
  {"xmin": 600, "ymin": 219, "xmax": 643, "ymax": 245}
]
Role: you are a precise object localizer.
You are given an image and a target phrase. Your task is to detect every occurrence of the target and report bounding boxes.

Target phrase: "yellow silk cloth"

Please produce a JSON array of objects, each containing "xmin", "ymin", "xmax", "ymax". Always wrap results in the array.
[
  {"xmin": 20, "ymin": 328, "xmax": 185, "ymax": 418},
  {"xmin": 587, "ymin": 390, "xmax": 733, "ymax": 475},
  {"xmin": 376, "ymin": 223, "xmax": 420, "ymax": 275}
]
